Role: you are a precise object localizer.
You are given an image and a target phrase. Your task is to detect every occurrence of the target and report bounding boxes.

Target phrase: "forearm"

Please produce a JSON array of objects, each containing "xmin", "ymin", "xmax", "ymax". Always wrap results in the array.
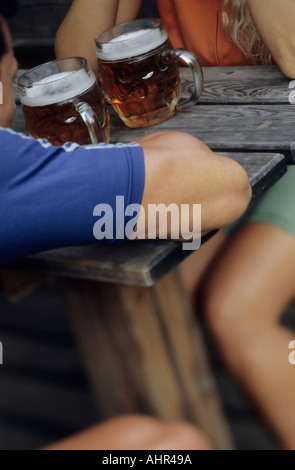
[
  {"xmin": 137, "ymin": 132, "xmax": 252, "ymax": 240},
  {"xmin": 247, "ymin": 0, "xmax": 295, "ymax": 77},
  {"xmin": 55, "ymin": 0, "xmax": 142, "ymax": 76},
  {"xmin": 116, "ymin": 0, "xmax": 143, "ymax": 24},
  {"xmin": 55, "ymin": 0, "xmax": 119, "ymax": 74}
]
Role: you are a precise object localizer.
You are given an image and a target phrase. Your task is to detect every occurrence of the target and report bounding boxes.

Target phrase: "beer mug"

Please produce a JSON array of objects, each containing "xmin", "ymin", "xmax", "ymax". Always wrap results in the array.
[
  {"xmin": 95, "ymin": 18, "xmax": 203, "ymax": 128},
  {"xmin": 18, "ymin": 58, "xmax": 110, "ymax": 146}
]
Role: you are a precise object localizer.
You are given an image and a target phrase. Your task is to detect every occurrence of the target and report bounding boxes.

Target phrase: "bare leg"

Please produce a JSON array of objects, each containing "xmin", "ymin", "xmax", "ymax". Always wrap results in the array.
[
  {"xmin": 179, "ymin": 231, "xmax": 228, "ymax": 299},
  {"xmin": 203, "ymin": 222, "xmax": 295, "ymax": 449},
  {"xmin": 43, "ymin": 415, "xmax": 212, "ymax": 450}
]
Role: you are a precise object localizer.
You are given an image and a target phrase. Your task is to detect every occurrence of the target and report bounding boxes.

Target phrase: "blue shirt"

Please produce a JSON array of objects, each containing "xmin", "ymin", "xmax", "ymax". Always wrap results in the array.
[{"xmin": 0, "ymin": 128, "xmax": 145, "ymax": 266}]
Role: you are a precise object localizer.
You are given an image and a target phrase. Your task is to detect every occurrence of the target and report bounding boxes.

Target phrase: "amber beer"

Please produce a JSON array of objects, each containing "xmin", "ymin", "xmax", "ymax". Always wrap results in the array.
[
  {"xmin": 96, "ymin": 22, "xmax": 181, "ymax": 128},
  {"xmin": 18, "ymin": 59, "xmax": 110, "ymax": 146}
]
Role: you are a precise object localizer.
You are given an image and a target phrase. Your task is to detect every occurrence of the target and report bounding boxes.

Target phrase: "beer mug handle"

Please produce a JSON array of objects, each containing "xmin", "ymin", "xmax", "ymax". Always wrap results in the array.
[
  {"xmin": 73, "ymin": 102, "xmax": 104, "ymax": 144},
  {"xmin": 174, "ymin": 49, "xmax": 204, "ymax": 112}
]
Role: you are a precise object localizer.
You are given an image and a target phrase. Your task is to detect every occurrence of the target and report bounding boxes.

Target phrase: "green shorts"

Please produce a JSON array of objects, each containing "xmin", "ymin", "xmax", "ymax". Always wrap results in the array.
[{"xmin": 224, "ymin": 165, "xmax": 295, "ymax": 236}]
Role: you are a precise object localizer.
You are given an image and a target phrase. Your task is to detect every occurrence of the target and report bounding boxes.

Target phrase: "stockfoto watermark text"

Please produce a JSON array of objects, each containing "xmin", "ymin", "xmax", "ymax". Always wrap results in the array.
[{"xmin": 93, "ymin": 197, "xmax": 202, "ymax": 251}]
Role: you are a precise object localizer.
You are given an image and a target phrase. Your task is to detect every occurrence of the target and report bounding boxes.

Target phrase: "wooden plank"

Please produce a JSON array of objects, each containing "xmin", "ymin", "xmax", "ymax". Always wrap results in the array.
[
  {"xmin": 15, "ymin": 103, "xmax": 295, "ymax": 163},
  {"xmin": 226, "ymin": 152, "xmax": 286, "ymax": 201},
  {"xmin": 109, "ymin": 104, "xmax": 295, "ymax": 163},
  {"xmin": 14, "ymin": 65, "xmax": 290, "ymax": 105},
  {"xmin": 60, "ymin": 270, "xmax": 234, "ymax": 449},
  {"xmin": 14, "ymin": 68, "xmax": 295, "ymax": 162},
  {"xmin": 7, "ymin": 241, "xmax": 182, "ymax": 287},
  {"xmin": 14, "ymin": 65, "xmax": 291, "ymax": 105},
  {"xmin": 3, "ymin": 152, "xmax": 286, "ymax": 287},
  {"xmin": 198, "ymin": 66, "xmax": 291, "ymax": 104}
]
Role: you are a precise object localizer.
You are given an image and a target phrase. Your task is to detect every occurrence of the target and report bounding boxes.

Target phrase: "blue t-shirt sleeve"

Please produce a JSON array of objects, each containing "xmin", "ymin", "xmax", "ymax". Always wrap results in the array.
[{"xmin": 0, "ymin": 128, "xmax": 145, "ymax": 265}]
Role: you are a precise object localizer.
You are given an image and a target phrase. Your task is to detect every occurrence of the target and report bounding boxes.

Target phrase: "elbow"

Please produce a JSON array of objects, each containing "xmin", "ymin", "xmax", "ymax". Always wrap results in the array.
[
  {"xmin": 281, "ymin": 66, "xmax": 295, "ymax": 80},
  {"xmin": 271, "ymin": 42, "xmax": 295, "ymax": 78},
  {"xmin": 276, "ymin": 57, "xmax": 295, "ymax": 79},
  {"xmin": 197, "ymin": 157, "xmax": 252, "ymax": 234},
  {"xmin": 207, "ymin": 159, "xmax": 252, "ymax": 230},
  {"xmin": 223, "ymin": 163, "xmax": 252, "ymax": 227},
  {"xmin": 231, "ymin": 180, "xmax": 252, "ymax": 225}
]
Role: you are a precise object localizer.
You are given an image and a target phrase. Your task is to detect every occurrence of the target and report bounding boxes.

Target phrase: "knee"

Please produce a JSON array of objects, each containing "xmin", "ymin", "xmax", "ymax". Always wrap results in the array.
[{"xmin": 203, "ymin": 275, "xmax": 253, "ymax": 349}]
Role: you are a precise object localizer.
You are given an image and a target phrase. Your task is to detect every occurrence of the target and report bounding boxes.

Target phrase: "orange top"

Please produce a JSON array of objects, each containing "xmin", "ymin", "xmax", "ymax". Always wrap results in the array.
[{"xmin": 156, "ymin": 0, "xmax": 257, "ymax": 66}]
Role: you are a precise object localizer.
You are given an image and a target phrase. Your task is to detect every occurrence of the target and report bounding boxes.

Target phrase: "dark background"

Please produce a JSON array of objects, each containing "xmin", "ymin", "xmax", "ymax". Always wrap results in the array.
[{"xmin": 8, "ymin": 0, "xmax": 159, "ymax": 68}]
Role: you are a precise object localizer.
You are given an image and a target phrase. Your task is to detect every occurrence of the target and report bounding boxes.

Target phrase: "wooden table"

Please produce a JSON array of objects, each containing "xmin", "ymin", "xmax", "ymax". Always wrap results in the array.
[
  {"xmin": 110, "ymin": 65, "xmax": 295, "ymax": 162},
  {"xmin": 7, "ymin": 66, "xmax": 291, "ymax": 450}
]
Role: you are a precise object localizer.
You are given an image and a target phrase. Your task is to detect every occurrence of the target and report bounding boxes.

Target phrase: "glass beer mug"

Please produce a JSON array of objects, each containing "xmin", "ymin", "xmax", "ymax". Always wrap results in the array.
[
  {"xmin": 95, "ymin": 18, "xmax": 204, "ymax": 128},
  {"xmin": 18, "ymin": 58, "xmax": 110, "ymax": 146}
]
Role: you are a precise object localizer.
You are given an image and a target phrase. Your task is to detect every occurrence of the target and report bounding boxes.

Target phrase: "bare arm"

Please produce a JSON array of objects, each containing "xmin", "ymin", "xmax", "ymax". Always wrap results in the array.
[
  {"xmin": 116, "ymin": 0, "xmax": 143, "ymax": 24},
  {"xmin": 247, "ymin": 0, "xmax": 295, "ymax": 78},
  {"xmin": 55, "ymin": 0, "xmax": 143, "ymax": 75},
  {"xmin": 136, "ymin": 131, "xmax": 252, "ymax": 240}
]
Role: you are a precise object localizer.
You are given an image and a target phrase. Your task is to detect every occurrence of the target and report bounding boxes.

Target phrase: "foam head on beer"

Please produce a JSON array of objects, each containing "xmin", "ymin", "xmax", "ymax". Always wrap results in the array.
[
  {"xmin": 21, "ymin": 69, "xmax": 96, "ymax": 107},
  {"xmin": 96, "ymin": 27, "xmax": 168, "ymax": 62}
]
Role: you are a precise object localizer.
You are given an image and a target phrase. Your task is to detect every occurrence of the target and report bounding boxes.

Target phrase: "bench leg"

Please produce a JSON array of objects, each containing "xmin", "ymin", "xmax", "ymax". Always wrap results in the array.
[{"xmin": 59, "ymin": 268, "xmax": 234, "ymax": 450}]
